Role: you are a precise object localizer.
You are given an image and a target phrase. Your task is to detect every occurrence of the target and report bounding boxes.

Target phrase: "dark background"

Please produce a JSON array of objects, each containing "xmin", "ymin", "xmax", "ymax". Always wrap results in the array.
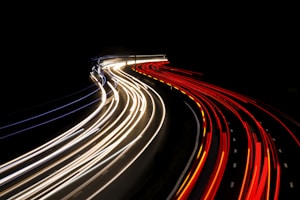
[{"xmin": 1, "ymin": 4, "xmax": 299, "ymax": 122}]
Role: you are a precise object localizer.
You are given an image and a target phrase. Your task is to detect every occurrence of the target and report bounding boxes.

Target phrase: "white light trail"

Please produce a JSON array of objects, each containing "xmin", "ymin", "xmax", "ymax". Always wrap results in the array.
[{"xmin": 1, "ymin": 55, "xmax": 168, "ymax": 200}]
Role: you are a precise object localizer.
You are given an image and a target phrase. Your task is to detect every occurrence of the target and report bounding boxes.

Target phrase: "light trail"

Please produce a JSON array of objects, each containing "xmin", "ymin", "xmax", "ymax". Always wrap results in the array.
[
  {"xmin": 134, "ymin": 61, "xmax": 299, "ymax": 200},
  {"xmin": 0, "ymin": 55, "xmax": 167, "ymax": 199},
  {"xmin": 0, "ymin": 87, "xmax": 100, "ymax": 131},
  {"xmin": 1, "ymin": 54, "xmax": 298, "ymax": 199}
]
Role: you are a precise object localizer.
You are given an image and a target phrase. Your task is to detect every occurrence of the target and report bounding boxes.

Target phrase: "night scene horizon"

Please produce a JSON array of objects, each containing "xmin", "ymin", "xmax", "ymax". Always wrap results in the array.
[{"xmin": 1, "ymin": 8, "xmax": 299, "ymax": 199}]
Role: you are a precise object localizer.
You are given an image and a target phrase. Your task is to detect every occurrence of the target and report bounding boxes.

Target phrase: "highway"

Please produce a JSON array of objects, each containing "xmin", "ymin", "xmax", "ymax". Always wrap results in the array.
[
  {"xmin": 1, "ymin": 55, "xmax": 299, "ymax": 199},
  {"xmin": 131, "ymin": 61, "xmax": 300, "ymax": 199}
]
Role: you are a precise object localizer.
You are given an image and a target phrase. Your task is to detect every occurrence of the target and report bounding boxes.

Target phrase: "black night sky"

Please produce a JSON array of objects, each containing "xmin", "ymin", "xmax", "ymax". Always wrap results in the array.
[{"xmin": 1, "ymin": 4, "xmax": 299, "ymax": 122}]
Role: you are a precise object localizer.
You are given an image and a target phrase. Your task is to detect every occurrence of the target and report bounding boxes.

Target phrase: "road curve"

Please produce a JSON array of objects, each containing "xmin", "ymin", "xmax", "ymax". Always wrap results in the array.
[
  {"xmin": 132, "ymin": 60, "xmax": 300, "ymax": 200},
  {"xmin": 0, "ymin": 54, "xmax": 299, "ymax": 200}
]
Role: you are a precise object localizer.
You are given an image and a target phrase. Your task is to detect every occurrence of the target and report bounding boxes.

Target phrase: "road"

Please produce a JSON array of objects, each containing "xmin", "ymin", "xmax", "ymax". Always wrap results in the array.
[
  {"xmin": 1, "ymin": 55, "xmax": 299, "ymax": 199},
  {"xmin": 132, "ymin": 61, "xmax": 300, "ymax": 199}
]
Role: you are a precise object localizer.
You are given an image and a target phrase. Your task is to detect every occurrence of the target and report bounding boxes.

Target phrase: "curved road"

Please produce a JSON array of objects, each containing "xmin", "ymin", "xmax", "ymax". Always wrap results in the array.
[{"xmin": 0, "ymin": 55, "xmax": 299, "ymax": 199}]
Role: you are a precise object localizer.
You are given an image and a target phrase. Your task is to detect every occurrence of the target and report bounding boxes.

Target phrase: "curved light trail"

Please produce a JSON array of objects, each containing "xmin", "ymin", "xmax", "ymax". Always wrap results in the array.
[
  {"xmin": 132, "ymin": 60, "xmax": 299, "ymax": 200},
  {"xmin": 0, "ymin": 55, "xmax": 167, "ymax": 199},
  {"xmin": 0, "ymin": 54, "xmax": 299, "ymax": 199}
]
